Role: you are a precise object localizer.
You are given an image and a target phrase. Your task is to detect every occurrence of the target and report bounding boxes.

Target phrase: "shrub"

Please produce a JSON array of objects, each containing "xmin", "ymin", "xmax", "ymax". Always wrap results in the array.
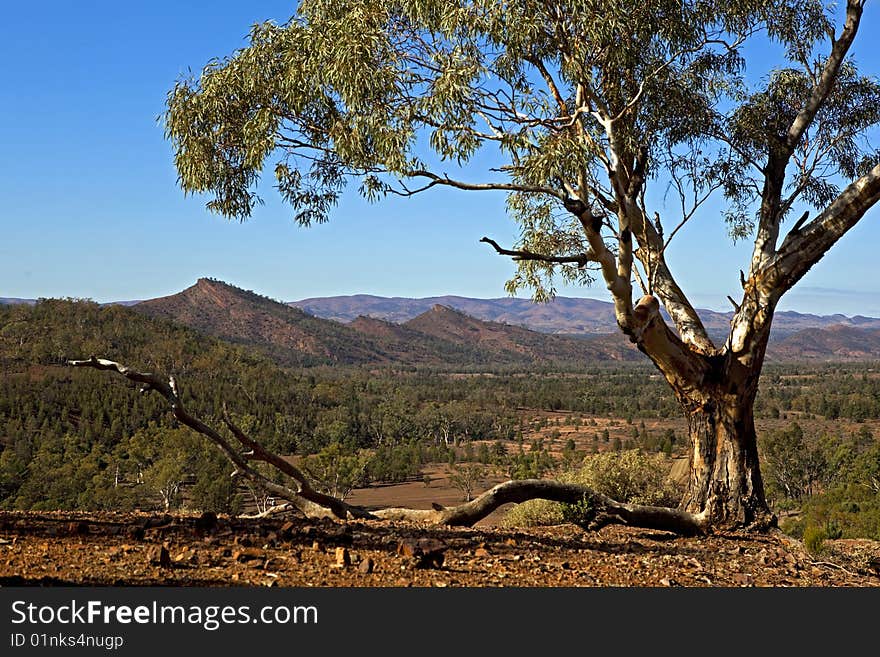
[
  {"xmin": 501, "ymin": 450, "xmax": 683, "ymax": 528},
  {"xmin": 564, "ymin": 450, "xmax": 682, "ymax": 506},
  {"xmin": 803, "ymin": 525, "xmax": 827, "ymax": 555},
  {"xmin": 500, "ymin": 498, "xmax": 564, "ymax": 528}
]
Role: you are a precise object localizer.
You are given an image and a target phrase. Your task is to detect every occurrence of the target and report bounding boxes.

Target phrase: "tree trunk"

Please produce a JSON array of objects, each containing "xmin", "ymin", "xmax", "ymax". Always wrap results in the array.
[{"xmin": 679, "ymin": 397, "xmax": 772, "ymax": 529}]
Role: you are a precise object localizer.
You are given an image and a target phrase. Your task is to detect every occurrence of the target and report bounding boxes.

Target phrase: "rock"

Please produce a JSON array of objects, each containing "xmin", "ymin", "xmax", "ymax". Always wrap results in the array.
[
  {"xmin": 312, "ymin": 540, "xmax": 323, "ymax": 552},
  {"xmin": 194, "ymin": 511, "xmax": 218, "ymax": 534},
  {"xmin": 359, "ymin": 558, "xmax": 375, "ymax": 574},
  {"xmin": 233, "ymin": 548, "xmax": 264, "ymax": 563},
  {"xmin": 660, "ymin": 577, "xmax": 680, "ymax": 587},
  {"xmin": 279, "ymin": 521, "xmax": 296, "ymax": 538},
  {"xmin": 396, "ymin": 539, "xmax": 446, "ymax": 569},
  {"xmin": 732, "ymin": 573, "xmax": 754, "ymax": 587},
  {"xmin": 67, "ymin": 521, "xmax": 90, "ymax": 535},
  {"xmin": 148, "ymin": 545, "xmax": 171, "ymax": 568},
  {"xmin": 143, "ymin": 515, "xmax": 173, "ymax": 529},
  {"xmin": 335, "ymin": 547, "xmax": 351, "ymax": 568},
  {"xmin": 474, "ymin": 547, "xmax": 491, "ymax": 558},
  {"xmin": 126, "ymin": 526, "xmax": 145, "ymax": 541}
]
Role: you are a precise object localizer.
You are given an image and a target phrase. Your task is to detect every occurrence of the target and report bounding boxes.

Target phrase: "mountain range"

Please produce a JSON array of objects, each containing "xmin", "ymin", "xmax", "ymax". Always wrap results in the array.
[
  {"xmin": 5, "ymin": 278, "xmax": 880, "ymax": 365},
  {"xmin": 290, "ymin": 293, "xmax": 880, "ymax": 337}
]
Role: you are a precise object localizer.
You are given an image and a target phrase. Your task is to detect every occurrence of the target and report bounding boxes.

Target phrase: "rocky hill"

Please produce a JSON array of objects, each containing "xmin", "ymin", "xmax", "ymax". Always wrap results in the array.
[
  {"xmin": 403, "ymin": 304, "xmax": 638, "ymax": 363},
  {"xmin": 768, "ymin": 325, "xmax": 880, "ymax": 361},
  {"xmin": 133, "ymin": 279, "xmax": 642, "ymax": 368},
  {"xmin": 134, "ymin": 278, "xmax": 389, "ymax": 367}
]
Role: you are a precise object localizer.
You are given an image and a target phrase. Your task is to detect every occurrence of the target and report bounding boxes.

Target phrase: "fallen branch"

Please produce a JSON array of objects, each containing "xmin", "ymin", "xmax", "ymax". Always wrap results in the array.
[
  {"xmin": 67, "ymin": 357, "xmax": 361, "ymax": 521},
  {"xmin": 67, "ymin": 357, "xmax": 707, "ymax": 535},
  {"xmin": 239, "ymin": 503, "xmax": 293, "ymax": 520},
  {"xmin": 375, "ymin": 479, "xmax": 706, "ymax": 535}
]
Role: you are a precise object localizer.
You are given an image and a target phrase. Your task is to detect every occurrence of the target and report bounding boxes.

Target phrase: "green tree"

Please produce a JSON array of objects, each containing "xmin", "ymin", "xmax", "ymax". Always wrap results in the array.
[
  {"xmin": 448, "ymin": 463, "xmax": 489, "ymax": 501},
  {"xmin": 760, "ymin": 423, "xmax": 827, "ymax": 503},
  {"xmin": 301, "ymin": 443, "xmax": 370, "ymax": 500},
  {"xmin": 127, "ymin": 0, "xmax": 880, "ymax": 531}
]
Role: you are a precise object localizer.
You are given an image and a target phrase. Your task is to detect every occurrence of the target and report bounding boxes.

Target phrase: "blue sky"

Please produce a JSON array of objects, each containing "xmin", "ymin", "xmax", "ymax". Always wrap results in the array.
[{"xmin": 2, "ymin": 2, "xmax": 879, "ymax": 316}]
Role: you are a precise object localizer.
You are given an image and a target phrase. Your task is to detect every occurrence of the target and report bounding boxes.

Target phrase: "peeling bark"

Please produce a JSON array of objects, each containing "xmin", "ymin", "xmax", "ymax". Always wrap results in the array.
[{"xmin": 679, "ymin": 399, "xmax": 772, "ymax": 530}]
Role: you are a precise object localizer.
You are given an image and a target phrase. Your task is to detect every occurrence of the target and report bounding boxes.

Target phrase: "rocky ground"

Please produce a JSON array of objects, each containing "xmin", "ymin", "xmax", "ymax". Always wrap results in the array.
[{"xmin": 1, "ymin": 511, "xmax": 878, "ymax": 587}]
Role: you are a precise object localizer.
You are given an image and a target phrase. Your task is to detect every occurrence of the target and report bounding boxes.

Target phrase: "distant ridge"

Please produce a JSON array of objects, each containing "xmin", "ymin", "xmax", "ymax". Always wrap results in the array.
[
  {"xmin": 7, "ymin": 280, "xmax": 880, "ymax": 363},
  {"xmin": 290, "ymin": 293, "xmax": 880, "ymax": 337}
]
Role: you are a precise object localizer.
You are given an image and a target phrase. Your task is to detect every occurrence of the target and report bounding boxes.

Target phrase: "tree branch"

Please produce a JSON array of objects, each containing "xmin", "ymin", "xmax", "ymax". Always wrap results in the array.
[
  {"xmin": 66, "ymin": 357, "xmax": 359, "ymax": 521},
  {"xmin": 479, "ymin": 236, "xmax": 596, "ymax": 268},
  {"xmin": 748, "ymin": 0, "xmax": 865, "ymax": 276},
  {"xmin": 765, "ymin": 161, "xmax": 880, "ymax": 295},
  {"xmin": 408, "ymin": 170, "xmax": 564, "ymax": 199},
  {"xmin": 785, "ymin": 0, "xmax": 865, "ymax": 153}
]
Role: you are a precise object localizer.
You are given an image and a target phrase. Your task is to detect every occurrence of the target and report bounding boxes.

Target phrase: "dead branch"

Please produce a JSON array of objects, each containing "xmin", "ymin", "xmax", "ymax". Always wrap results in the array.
[
  {"xmin": 239, "ymin": 503, "xmax": 293, "ymax": 520},
  {"xmin": 66, "ymin": 357, "xmax": 359, "ymax": 521},
  {"xmin": 374, "ymin": 479, "xmax": 706, "ymax": 535}
]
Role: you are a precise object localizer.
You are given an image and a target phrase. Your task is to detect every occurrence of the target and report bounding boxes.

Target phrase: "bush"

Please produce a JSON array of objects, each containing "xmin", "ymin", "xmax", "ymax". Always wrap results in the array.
[
  {"xmin": 803, "ymin": 525, "xmax": 827, "ymax": 555},
  {"xmin": 501, "ymin": 450, "xmax": 683, "ymax": 528},
  {"xmin": 500, "ymin": 498, "xmax": 564, "ymax": 528},
  {"xmin": 565, "ymin": 450, "xmax": 682, "ymax": 506}
]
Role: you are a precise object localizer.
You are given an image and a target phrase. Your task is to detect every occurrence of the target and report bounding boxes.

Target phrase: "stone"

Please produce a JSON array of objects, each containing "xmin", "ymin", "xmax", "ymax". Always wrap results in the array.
[
  {"xmin": 67, "ymin": 521, "xmax": 90, "ymax": 535},
  {"xmin": 358, "ymin": 557, "xmax": 375, "ymax": 574},
  {"xmin": 396, "ymin": 539, "xmax": 445, "ymax": 569},
  {"xmin": 194, "ymin": 511, "xmax": 218, "ymax": 534},
  {"xmin": 148, "ymin": 545, "xmax": 171, "ymax": 568},
  {"xmin": 233, "ymin": 548, "xmax": 264, "ymax": 563},
  {"xmin": 335, "ymin": 547, "xmax": 351, "ymax": 568},
  {"xmin": 126, "ymin": 526, "xmax": 145, "ymax": 541}
]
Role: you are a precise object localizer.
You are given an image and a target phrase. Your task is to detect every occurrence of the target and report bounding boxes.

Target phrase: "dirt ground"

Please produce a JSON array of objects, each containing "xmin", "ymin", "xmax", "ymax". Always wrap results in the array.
[
  {"xmin": 1, "ymin": 511, "xmax": 878, "ymax": 587},
  {"xmin": 346, "ymin": 465, "xmax": 513, "ymax": 527}
]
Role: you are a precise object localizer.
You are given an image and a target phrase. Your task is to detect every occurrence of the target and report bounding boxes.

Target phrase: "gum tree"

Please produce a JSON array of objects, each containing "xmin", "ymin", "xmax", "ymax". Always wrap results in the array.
[{"xmin": 78, "ymin": 0, "xmax": 880, "ymax": 532}]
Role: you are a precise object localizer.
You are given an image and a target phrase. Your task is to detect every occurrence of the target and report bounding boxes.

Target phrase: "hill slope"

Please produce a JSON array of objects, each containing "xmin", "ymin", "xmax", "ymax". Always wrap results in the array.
[
  {"xmin": 134, "ymin": 278, "xmax": 389, "ymax": 367},
  {"xmin": 768, "ymin": 324, "xmax": 880, "ymax": 361},
  {"xmin": 404, "ymin": 305, "xmax": 639, "ymax": 363},
  {"xmin": 134, "ymin": 279, "xmax": 643, "ymax": 368}
]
